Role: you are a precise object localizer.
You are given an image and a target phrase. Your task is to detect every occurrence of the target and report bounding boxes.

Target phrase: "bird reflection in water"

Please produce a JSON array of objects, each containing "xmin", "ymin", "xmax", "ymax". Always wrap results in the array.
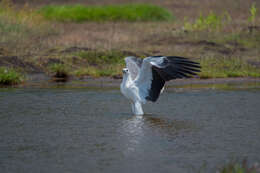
[{"xmin": 119, "ymin": 114, "xmax": 194, "ymax": 155}]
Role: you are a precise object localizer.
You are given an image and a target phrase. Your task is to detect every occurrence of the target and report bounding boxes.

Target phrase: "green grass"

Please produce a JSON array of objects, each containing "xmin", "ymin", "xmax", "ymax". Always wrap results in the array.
[
  {"xmin": 73, "ymin": 50, "xmax": 125, "ymax": 77},
  {"xmin": 38, "ymin": 4, "xmax": 174, "ymax": 22},
  {"xmin": 74, "ymin": 65, "xmax": 123, "ymax": 78},
  {"xmin": 0, "ymin": 1, "xmax": 259, "ymax": 80},
  {"xmin": 248, "ymin": 3, "xmax": 257, "ymax": 26},
  {"xmin": 48, "ymin": 63, "xmax": 69, "ymax": 78},
  {"xmin": 184, "ymin": 11, "xmax": 231, "ymax": 32},
  {"xmin": 218, "ymin": 160, "xmax": 260, "ymax": 173},
  {"xmin": 77, "ymin": 50, "xmax": 124, "ymax": 65},
  {"xmin": 56, "ymin": 49, "xmax": 260, "ymax": 79},
  {"xmin": 0, "ymin": 67, "xmax": 23, "ymax": 85},
  {"xmin": 220, "ymin": 31, "xmax": 260, "ymax": 49},
  {"xmin": 199, "ymin": 56, "xmax": 260, "ymax": 78}
]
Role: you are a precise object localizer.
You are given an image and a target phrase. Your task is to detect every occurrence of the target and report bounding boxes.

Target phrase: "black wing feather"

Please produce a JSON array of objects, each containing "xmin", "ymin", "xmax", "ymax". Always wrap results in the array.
[
  {"xmin": 146, "ymin": 66, "xmax": 165, "ymax": 102},
  {"xmin": 155, "ymin": 56, "xmax": 201, "ymax": 81},
  {"xmin": 145, "ymin": 56, "xmax": 201, "ymax": 102}
]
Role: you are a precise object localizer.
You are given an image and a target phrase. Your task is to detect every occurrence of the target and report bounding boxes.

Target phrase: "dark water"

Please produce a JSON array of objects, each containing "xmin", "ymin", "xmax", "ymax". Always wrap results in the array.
[{"xmin": 0, "ymin": 87, "xmax": 260, "ymax": 173}]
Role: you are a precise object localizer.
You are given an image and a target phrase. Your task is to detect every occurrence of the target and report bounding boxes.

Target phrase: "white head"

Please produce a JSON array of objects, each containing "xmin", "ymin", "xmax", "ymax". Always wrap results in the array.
[
  {"xmin": 122, "ymin": 68, "xmax": 130, "ymax": 83},
  {"xmin": 122, "ymin": 68, "xmax": 129, "ymax": 76}
]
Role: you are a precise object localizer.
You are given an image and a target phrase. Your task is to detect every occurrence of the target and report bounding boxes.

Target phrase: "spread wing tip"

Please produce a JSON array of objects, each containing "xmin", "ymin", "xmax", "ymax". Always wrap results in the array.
[{"xmin": 152, "ymin": 56, "xmax": 201, "ymax": 81}]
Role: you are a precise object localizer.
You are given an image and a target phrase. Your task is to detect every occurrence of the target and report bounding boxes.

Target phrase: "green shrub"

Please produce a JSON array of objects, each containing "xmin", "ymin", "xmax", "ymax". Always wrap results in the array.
[
  {"xmin": 38, "ymin": 4, "xmax": 174, "ymax": 22},
  {"xmin": 248, "ymin": 3, "xmax": 257, "ymax": 26},
  {"xmin": 0, "ymin": 67, "xmax": 23, "ymax": 85},
  {"xmin": 184, "ymin": 11, "xmax": 231, "ymax": 31},
  {"xmin": 48, "ymin": 63, "xmax": 69, "ymax": 78}
]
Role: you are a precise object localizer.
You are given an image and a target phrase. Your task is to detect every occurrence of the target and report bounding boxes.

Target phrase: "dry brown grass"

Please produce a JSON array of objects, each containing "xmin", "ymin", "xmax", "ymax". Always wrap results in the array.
[
  {"xmin": 1, "ymin": 0, "xmax": 260, "ymax": 78},
  {"xmin": 9, "ymin": 0, "xmax": 260, "ymax": 54},
  {"xmin": 0, "ymin": 0, "xmax": 56, "ymax": 56}
]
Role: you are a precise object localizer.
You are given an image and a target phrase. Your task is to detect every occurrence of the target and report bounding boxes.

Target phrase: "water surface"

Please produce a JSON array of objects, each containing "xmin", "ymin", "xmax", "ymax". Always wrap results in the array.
[{"xmin": 0, "ymin": 86, "xmax": 260, "ymax": 173}]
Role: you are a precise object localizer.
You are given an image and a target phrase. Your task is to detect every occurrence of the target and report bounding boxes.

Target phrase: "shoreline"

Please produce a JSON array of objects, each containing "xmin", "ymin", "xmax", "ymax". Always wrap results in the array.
[{"xmin": 2, "ymin": 73, "xmax": 260, "ymax": 89}]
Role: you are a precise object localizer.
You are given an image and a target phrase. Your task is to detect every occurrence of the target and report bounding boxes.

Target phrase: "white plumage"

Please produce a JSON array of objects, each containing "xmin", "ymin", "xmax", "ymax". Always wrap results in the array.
[{"xmin": 120, "ymin": 56, "xmax": 201, "ymax": 115}]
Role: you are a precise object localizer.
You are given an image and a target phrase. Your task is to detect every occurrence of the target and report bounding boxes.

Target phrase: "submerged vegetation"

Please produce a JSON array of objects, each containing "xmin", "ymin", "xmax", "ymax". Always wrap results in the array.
[
  {"xmin": 0, "ymin": 67, "xmax": 23, "ymax": 85},
  {"xmin": 218, "ymin": 160, "xmax": 260, "ymax": 173},
  {"xmin": 39, "ymin": 4, "xmax": 174, "ymax": 22},
  {"xmin": 0, "ymin": 0, "xmax": 260, "ymax": 82}
]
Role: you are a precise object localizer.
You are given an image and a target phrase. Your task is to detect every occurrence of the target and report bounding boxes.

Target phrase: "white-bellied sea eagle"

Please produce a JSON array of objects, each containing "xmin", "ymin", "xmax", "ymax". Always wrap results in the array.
[{"xmin": 120, "ymin": 56, "xmax": 201, "ymax": 115}]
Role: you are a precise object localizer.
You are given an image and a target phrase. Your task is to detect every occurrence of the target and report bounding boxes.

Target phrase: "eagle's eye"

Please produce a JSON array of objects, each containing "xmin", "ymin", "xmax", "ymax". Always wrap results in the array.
[{"xmin": 122, "ymin": 68, "xmax": 128, "ymax": 74}]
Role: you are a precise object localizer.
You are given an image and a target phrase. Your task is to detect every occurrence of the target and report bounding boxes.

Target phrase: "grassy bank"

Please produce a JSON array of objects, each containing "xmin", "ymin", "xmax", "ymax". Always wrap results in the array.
[
  {"xmin": 39, "ymin": 4, "xmax": 174, "ymax": 22},
  {"xmin": 72, "ymin": 50, "xmax": 125, "ymax": 77},
  {"xmin": 38, "ymin": 48, "xmax": 260, "ymax": 79},
  {"xmin": 0, "ymin": 0, "xmax": 260, "ymax": 83},
  {"xmin": 0, "ymin": 67, "xmax": 23, "ymax": 85},
  {"xmin": 42, "ymin": 49, "xmax": 128, "ymax": 78},
  {"xmin": 199, "ymin": 56, "xmax": 260, "ymax": 78}
]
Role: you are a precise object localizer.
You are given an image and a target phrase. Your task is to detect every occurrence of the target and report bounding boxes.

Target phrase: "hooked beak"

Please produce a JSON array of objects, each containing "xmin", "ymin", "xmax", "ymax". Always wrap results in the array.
[{"xmin": 122, "ymin": 68, "xmax": 127, "ymax": 74}]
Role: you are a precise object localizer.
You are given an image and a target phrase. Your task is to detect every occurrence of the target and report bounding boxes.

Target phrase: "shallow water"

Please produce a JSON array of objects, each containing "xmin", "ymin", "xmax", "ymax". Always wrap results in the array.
[{"xmin": 0, "ymin": 86, "xmax": 260, "ymax": 173}]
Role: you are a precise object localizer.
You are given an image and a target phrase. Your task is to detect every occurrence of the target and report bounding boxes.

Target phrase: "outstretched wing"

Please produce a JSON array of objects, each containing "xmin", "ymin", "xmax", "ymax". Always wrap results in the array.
[
  {"xmin": 125, "ymin": 56, "xmax": 143, "ymax": 80},
  {"xmin": 135, "ymin": 56, "xmax": 201, "ymax": 102}
]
